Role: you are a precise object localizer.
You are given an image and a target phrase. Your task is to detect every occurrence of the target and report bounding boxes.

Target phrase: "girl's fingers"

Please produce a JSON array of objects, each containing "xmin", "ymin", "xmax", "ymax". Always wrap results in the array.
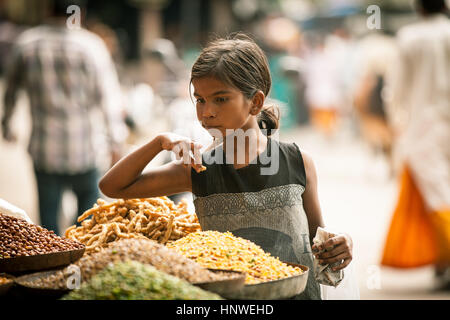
[
  {"xmin": 318, "ymin": 251, "xmax": 349, "ymax": 266},
  {"xmin": 172, "ymin": 144, "xmax": 182, "ymax": 161},
  {"xmin": 311, "ymin": 244, "xmax": 319, "ymax": 254},
  {"xmin": 315, "ymin": 244, "xmax": 348, "ymax": 259},
  {"xmin": 181, "ymin": 145, "xmax": 191, "ymax": 166},
  {"xmin": 191, "ymin": 142, "xmax": 203, "ymax": 166},
  {"xmin": 322, "ymin": 235, "xmax": 346, "ymax": 251},
  {"xmin": 186, "ymin": 141, "xmax": 204, "ymax": 172},
  {"xmin": 171, "ymin": 140, "xmax": 204, "ymax": 172},
  {"xmin": 190, "ymin": 141, "xmax": 203, "ymax": 151},
  {"xmin": 161, "ymin": 141, "xmax": 173, "ymax": 151},
  {"xmin": 332, "ymin": 257, "xmax": 352, "ymax": 271},
  {"xmin": 168, "ymin": 138, "xmax": 204, "ymax": 172},
  {"xmin": 190, "ymin": 159, "xmax": 204, "ymax": 173},
  {"xmin": 312, "ymin": 233, "xmax": 353, "ymax": 270},
  {"xmin": 172, "ymin": 141, "xmax": 191, "ymax": 163},
  {"xmin": 164, "ymin": 135, "xmax": 205, "ymax": 171}
]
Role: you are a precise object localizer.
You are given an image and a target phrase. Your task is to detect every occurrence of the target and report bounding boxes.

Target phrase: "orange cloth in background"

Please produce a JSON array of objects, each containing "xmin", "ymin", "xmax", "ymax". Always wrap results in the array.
[
  {"xmin": 430, "ymin": 209, "xmax": 450, "ymax": 265},
  {"xmin": 310, "ymin": 108, "xmax": 337, "ymax": 135},
  {"xmin": 381, "ymin": 166, "xmax": 439, "ymax": 268}
]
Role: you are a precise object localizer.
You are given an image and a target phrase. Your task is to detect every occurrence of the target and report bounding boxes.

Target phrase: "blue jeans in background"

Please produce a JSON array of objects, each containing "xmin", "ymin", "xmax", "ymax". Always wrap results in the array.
[{"xmin": 34, "ymin": 167, "xmax": 99, "ymax": 236}]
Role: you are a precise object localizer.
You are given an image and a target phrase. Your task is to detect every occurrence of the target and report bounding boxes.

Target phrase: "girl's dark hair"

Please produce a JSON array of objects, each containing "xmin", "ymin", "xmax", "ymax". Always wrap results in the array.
[{"xmin": 191, "ymin": 33, "xmax": 280, "ymax": 136}]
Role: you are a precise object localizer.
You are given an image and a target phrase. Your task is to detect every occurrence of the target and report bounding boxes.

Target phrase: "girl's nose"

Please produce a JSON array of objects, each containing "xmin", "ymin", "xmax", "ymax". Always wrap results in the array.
[{"xmin": 202, "ymin": 102, "xmax": 217, "ymax": 118}]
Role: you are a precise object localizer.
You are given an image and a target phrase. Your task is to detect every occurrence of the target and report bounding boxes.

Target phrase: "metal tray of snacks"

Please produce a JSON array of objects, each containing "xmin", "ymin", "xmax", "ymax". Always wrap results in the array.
[
  {"xmin": 223, "ymin": 263, "xmax": 309, "ymax": 300},
  {"xmin": 13, "ymin": 268, "xmax": 71, "ymax": 298},
  {"xmin": 194, "ymin": 269, "xmax": 246, "ymax": 297},
  {"xmin": 0, "ymin": 273, "xmax": 15, "ymax": 296},
  {"xmin": 0, "ymin": 248, "xmax": 85, "ymax": 274}
]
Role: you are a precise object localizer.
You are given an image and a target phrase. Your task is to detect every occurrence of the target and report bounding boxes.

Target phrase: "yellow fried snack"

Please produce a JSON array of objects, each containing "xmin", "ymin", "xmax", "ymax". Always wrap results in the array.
[
  {"xmin": 65, "ymin": 197, "xmax": 201, "ymax": 253},
  {"xmin": 166, "ymin": 231, "xmax": 303, "ymax": 284}
]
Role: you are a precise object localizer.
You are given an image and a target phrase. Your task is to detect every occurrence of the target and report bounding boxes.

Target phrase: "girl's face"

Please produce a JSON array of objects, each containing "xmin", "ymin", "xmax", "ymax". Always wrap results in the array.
[{"xmin": 192, "ymin": 76, "xmax": 256, "ymax": 136}]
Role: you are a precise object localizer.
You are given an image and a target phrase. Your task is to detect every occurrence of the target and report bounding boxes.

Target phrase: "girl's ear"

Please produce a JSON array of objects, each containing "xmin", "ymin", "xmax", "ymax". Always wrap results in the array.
[{"xmin": 249, "ymin": 90, "xmax": 265, "ymax": 116}]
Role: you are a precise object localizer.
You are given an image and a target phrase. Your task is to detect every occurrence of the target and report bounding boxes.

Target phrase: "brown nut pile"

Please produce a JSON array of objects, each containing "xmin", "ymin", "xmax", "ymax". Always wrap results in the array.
[
  {"xmin": 18, "ymin": 238, "xmax": 236, "ymax": 290},
  {"xmin": 0, "ymin": 213, "xmax": 84, "ymax": 259}
]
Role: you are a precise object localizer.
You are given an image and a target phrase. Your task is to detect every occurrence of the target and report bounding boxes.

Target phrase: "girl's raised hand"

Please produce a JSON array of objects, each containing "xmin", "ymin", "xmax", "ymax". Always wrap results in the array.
[
  {"xmin": 311, "ymin": 233, "xmax": 353, "ymax": 271},
  {"xmin": 159, "ymin": 132, "xmax": 204, "ymax": 173}
]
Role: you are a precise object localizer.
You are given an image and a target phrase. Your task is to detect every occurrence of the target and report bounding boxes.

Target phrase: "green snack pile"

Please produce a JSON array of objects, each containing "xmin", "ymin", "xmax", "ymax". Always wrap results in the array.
[{"xmin": 61, "ymin": 260, "xmax": 222, "ymax": 300}]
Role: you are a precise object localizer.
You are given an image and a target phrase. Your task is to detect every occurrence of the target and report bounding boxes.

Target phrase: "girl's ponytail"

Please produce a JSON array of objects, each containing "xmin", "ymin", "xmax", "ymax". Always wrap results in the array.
[{"xmin": 257, "ymin": 105, "xmax": 280, "ymax": 136}]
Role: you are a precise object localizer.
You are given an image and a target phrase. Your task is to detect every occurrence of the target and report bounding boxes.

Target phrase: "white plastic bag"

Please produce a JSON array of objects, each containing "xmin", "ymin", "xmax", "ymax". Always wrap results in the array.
[
  {"xmin": 313, "ymin": 227, "xmax": 344, "ymax": 286},
  {"xmin": 0, "ymin": 198, "xmax": 33, "ymax": 223}
]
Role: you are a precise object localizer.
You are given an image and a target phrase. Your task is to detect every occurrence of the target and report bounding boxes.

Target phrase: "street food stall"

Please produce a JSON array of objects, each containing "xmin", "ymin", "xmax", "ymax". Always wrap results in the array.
[{"xmin": 0, "ymin": 196, "xmax": 309, "ymax": 300}]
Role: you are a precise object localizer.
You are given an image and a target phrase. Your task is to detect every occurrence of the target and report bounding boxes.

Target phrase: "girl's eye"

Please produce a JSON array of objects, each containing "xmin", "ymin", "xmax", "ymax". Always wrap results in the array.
[
  {"xmin": 215, "ymin": 97, "xmax": 228, "ymax": 103},
  {"xmin": 196, "ymin": 98, "xmax": 205, "ymax": 104}
]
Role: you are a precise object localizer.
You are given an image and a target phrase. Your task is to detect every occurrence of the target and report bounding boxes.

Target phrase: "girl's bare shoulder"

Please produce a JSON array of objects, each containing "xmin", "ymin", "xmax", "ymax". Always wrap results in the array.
[{"xmin": 296, "ymin": 147, "xmax": 317, "ymax": 185}]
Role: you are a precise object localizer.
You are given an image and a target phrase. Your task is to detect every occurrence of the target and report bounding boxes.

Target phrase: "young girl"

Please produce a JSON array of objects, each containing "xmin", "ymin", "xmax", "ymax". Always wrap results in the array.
[{"xmin": 99, "ymin": 34, "xmax": 353, "ymax": 300}]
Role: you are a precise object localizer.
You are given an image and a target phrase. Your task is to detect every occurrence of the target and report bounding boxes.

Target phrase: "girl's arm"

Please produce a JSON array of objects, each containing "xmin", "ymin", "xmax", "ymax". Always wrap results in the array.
[
  {"xmin": 301, "ymin": 151, "xmax": 353, "ymax": 271},
  {"xmin": 301, "ymin": 151, "xmax": 325, "ymax": 244},
  {"xmin": 99, "ymin": 133, "xmax": 203, "ymax": 199}
]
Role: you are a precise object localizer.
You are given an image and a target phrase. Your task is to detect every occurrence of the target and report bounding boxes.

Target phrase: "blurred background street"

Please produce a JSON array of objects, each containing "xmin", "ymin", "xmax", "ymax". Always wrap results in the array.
[{"xmin": 0, "ymin": 0, "xmax": 449, "ymax": 299}]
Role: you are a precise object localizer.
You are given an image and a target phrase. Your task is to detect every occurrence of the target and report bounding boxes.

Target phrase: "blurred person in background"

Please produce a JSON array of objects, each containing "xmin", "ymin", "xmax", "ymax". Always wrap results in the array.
[
  {"xmin": 1, "ymin": 0, "xmax": 127, "ymax": 235},
  {"xmin": 303, "ymin": 32, "xmax": 345, "ymax": 138},
  {"xmin": 260, "ymin": 16, "xmax": 304, "ymax": 130},
  {"xmin": 0, "ymin": 3, "xmax": 26, "ymax": 76},
  {"xmin": 86, "ymin": 17, "xmax": 123, "ymax": 64},
  {"xmin": 381, "ymin": 0, "xmax": 450, "ymax": 290},
  {"xmin": 352, "ymin": 29, "xmax": 398, "ymax": 177}
]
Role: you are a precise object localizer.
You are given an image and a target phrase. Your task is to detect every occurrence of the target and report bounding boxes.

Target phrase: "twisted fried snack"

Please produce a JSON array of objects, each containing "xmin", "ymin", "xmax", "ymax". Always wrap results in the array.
[{"xmin": 65, "ymin": 197, "xmax": 201, "ymax": 252}]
